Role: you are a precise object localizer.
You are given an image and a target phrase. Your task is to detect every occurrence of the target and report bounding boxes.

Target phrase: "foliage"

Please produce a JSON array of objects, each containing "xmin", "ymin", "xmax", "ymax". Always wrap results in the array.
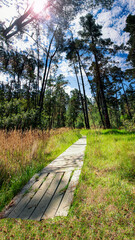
[
  {"xmin": 122, "ymin": 114, "xmax": 135, "ymax": 132},
  {"xmin": 0, "ymin": 99, "xmax": 38, "ymax": 129},
  {"xmin": 0, "ymin": 9, "xmax": 135, "ymax": 131},
  {"xmin": 124, "ymin": 14, "xmax": 135, "ymax": 73},
  {"xmin": 0, "ymin": 0, "xmax": 115, "ymax": 40},
  {"xmin": 75, "ymin": 112, "xmax": 85, "ymax": 129},
  {"xmin": 79, "ymin": 13, "xmax": 113, "ymax": 129},
  {"xmin": 66, "ymin": 89, "xmax": 82, "ymax": 128}
]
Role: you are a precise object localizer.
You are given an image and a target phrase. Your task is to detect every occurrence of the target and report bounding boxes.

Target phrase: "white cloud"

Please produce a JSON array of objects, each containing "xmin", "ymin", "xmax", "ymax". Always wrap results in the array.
[
  {"xmin": 0, "ymin": 1, "xmax": 28, "ymax": 27},
  {"xmin": 96, "ymin": 10, "xmax": 112, "ymax": 27},
  {"xmin": 115, "ymin": 15, "xmax": 127, "ymax": 32},
  {"xmin": 128, "ymin": 0, "xmax": 135, "ymax": 13},
  {"xmin": 95, "ymin": 0, "xmax": 135, "ymax": 47},
  {"xmin": 119, "ymin": 0, "xmax": 135, "ymax": 13},
  {"xmin": 70, "ymin": 10, "xmax": 88, "ymax": 37},
  {"xmin": 64, "ymin": 85, "xmax": 75, "ymax": 96},
  {"xmin": 111, "ymin": 55, "xmax": 130, "ymax": 71},
  {"xmin": 102, "ymin": 27, "xmax": 119, "ymax": 41},
  {"xmin": 0, "ymin": 5, "xmax": 16, "ymax": 25},
  {"xmin": 111, "ymin": 6, "xmax": 122, "ymax": 17},
  {"xmin": 58, "ymin": 60, "xmax": 74, "ymax": 78},
  {"xmin": 0, "ymin": 73, "xmax": 8, "ymax": 83}
]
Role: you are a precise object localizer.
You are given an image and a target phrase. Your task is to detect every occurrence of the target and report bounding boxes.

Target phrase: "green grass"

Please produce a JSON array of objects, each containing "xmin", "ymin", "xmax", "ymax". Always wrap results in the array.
[{"xmin": 0, "ymin": 129, "xmax": 135, "ymax": 240}]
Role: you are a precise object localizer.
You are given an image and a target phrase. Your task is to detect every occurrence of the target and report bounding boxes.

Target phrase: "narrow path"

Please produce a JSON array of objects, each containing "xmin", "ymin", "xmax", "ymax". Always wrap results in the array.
[{"xmin": 4, "ymin": 136, "xmax": 86, "ymax": 221}]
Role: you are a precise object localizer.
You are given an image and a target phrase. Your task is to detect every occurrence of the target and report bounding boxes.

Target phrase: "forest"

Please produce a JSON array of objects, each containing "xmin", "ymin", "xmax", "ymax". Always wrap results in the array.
[
  {"xmin": 0, "ymin": 1, "xmax": 135, "ymax": 239},
  {"xmin": 0, "ymin": 0, "xmax": 134, "ymax": 131}
]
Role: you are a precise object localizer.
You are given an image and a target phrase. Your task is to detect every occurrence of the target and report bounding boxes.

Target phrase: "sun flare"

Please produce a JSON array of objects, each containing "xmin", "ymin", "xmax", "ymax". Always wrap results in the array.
[{"xmin": 29, "ymin": 0, "xmax": 48, "ymax": 14}]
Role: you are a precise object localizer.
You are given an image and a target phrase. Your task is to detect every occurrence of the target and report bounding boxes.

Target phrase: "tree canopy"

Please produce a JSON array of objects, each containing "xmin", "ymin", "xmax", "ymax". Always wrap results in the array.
[{"xmin": 0, "ymin": 2, "xmax": 134, "ymax": 130}]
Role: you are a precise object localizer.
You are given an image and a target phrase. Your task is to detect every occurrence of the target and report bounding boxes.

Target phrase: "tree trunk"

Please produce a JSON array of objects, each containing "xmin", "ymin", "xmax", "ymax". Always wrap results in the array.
[
  {"xmin": 17, "ymin": 74, "xmax": 20, "ymax": 99},
  {"xmin": 73, "ymin": 61, "xmax": 87, "ymax": 129},
  {"xmin": 93, "ymin": 50, "xmax": 111, "ymax": 129},
  {"xmin": 121, "ymin": 81, "xmax": 132, "ymax": 119},
  {"xmin": 81, "ymin": 62, "xmax": 106, "ymax": 128},
  {"xmin": 39, "ymin": 31, "xmax": 57, "ymax": 115},
  {"xmin": 36, "ymin": 25, "xmax": 40, "ymax": 107},
  {"xmin": 39, "ymin": 32, "xmax": 55, "ymax": 114},
  {"xmin": 77, "ymin": 52, "xmax": 90, "ymax": 129}
]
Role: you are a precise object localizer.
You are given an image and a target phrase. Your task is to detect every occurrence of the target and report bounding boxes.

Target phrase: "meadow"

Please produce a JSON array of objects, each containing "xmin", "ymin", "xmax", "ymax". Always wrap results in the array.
[{"xmin": 0, "ymin": 129, "xmax": 135, "ymax": 239}]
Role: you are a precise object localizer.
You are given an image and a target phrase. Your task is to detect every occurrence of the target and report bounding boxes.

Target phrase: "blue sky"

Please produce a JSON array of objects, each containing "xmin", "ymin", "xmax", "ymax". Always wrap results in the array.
[
  {"xmin": 60, "ymin": 0, "xmax": 135, "ymax": 96},
  {"xmin": 0, "ymin": 0, "xmax": 135, "ymax": 97}
]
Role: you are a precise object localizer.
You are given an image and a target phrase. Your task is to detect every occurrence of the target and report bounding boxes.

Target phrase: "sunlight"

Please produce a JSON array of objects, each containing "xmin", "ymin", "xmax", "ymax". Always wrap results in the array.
[{"xmin": 29, "ymin": 0, "xmax": 48, "ymax": 14}]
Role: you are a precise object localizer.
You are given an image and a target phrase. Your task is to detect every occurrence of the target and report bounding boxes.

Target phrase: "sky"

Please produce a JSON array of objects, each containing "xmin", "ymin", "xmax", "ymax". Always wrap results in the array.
[
  {"xmin": 59, "ymin": 0, "xmax": 135, "ymax": 96},
  {"xmin": 0, "ymin": 0, "xmax": 135, "ymax": 97}
]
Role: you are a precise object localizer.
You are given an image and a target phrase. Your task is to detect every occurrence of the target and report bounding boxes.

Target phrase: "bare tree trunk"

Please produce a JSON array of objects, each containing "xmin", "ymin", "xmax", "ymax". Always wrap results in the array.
[
  {"xmin": 77, "ymin": 52, "xmax": 90, "ymax": 129},
  {"xmin": 121, "ymin": 81, "xmax": 132, "ymax": 119},
  {"xmin": 73, "ymin": 61, "xmax": 87, "ymax": 128},
  {"xmin": 93, "ymin": 50, "xmax": 111, "ymax": 129},
  {"xmin": 39, "ymin": 32, "xmax": 55, "ymax": 113},
  {"xmin": 36, "ymin": 24, "xmax": 40, "ymax": 107},
  {"xmin": 81, "ymin": 62, "xmax": 106, "ymax": 128}
]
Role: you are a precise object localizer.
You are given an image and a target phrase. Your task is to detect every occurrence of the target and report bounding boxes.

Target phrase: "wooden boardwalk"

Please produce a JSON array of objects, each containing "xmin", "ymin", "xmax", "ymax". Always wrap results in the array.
[{"xmin": 4, "ymin": 136, "xmax": 86, "ymax": 221}]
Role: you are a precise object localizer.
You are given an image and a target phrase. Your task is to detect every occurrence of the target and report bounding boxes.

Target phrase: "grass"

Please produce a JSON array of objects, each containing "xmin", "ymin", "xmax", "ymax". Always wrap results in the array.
[
  {"xmin": 0, "ymin": 128, "xmax": 81, "ymax": 212},
  {"xmin": 0, "ymin": 129, "xmax": 135, "ymax": 239}
]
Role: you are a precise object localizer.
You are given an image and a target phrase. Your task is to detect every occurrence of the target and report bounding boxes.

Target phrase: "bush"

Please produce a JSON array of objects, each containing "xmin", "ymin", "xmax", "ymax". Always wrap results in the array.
[{"xmin": 122, "ymin": 114, "xmax": 135, "ymax": 132}]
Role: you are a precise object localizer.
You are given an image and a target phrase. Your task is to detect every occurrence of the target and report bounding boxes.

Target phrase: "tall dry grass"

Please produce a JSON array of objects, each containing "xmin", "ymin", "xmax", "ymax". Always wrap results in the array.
[{"xmin": 0, "ymin": 128, "xmax": 69, "ymax": 187}]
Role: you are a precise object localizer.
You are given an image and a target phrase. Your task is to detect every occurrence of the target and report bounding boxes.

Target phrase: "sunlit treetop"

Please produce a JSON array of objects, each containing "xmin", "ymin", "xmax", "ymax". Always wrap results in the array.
[{"xmin": 0, "ymin": 0, "xmax": 115, "ymax": 40}]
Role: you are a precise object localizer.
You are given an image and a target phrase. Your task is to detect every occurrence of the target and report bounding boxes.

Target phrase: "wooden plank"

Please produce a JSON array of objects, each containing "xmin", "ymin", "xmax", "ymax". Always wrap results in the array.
[
  {"xmin": 40, "ymin": 155, "xmax": 84, "ymax": 173},
  {"xmin": 29, "ymin": 172, "xmax": 63, "ymax": 221},
  {"xmin": 42, "ymin": 171, "xmax": 72, "ymax": 219},
  {"xmin": 18, "ymin": 173, "xmax": 55, "ymax": 219},
  {"xmin": 5, "ymin": 173, "xmax": 41, "ymax": 217},
  {"xmin": 55, "ymin": 170, "xmax": 81, "ymax": 217},
  {"xmin": 40, "ymin": 137, "xmax": 86, "ymax": 174},
  {"xmin": 8, "ymin": 173, "xmax": 48, "ymax": 219}
]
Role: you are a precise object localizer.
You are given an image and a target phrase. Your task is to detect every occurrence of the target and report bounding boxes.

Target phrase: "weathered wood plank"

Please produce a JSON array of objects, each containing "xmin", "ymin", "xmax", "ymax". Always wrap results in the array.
[
  {"xmin": 40, "ymin": 137, "xmax": 86, "ymax": 174},
  {"xmin": 8, "ymin": 173, "xmax": 48, "ymax": 219},
  {"xmin": 40, "ymin": 155, "xmax": 84, "ymax": 173},
  {"xmin": 42, "ymin": 171, "xmax": 72, "ymax": 219},
  {"xmin": 29, "ymin": 172, "xmax": 63, "ymax": 221},
  {"xmin": 5, "ymin": 173, "xmax": 41, "ymax": 217},
  {"xmin": 55, "ymin": 170, "xmax": 81, "ymax": 217},
  {"xmin": 18, "ymin": 172, "xmax": 55, "ymax": 219}
]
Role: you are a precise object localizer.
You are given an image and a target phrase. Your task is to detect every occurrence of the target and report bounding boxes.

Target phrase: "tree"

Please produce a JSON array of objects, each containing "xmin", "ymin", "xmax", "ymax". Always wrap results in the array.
[
  {"xmin": 38, "ymin": 26, "xmax": 65, "ymax": 117},
  {"xmin": 66, "ymin": 89, "xmax": 81, "ymax": 128},
  {"xmin": 65, "ymin": 39, "xmax": 90, "ymax": 129},
  {"xmin": 53, "ymin": 74, "xmax": 69, "ymax": 128},
  {"xmin": 124, "ymin": 14, "xmax": 135, "ymax": 76},
  {"xmin": 43, "ymin": 74, "xmax": 69, "ymax": 129},
  {"xmin": 79, "ymin": 13, "xmax": 112, "ymax": 128},
  {"xmin": 110, "ymin": 66, "xmax": 132, "ymax": 119},
  {"xmin": 1, "ymin": 0, "xmax": 115, "ymax": 40}
]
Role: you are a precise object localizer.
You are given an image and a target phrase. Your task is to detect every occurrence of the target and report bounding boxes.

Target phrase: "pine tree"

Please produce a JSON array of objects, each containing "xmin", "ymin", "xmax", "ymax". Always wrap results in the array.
[
  {"xmin": 79, "ymin": 13, "xmax": 112, "ymax": 128},
  {"xmin": 124, "ymin": 14, "xmax": 135, "ymax": 78}
]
